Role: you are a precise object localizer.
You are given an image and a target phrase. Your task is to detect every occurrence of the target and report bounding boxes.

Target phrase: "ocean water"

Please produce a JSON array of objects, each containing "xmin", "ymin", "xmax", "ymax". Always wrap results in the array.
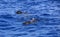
[{"xmin": 0, "ymin": 0, "xmax": 60, "ymax": 37}]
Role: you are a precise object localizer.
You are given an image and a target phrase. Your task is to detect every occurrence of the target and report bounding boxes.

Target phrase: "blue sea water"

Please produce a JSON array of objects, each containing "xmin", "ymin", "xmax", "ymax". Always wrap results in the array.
[{"xmin": 0, "ymin": 0, "xmax": 60, "ymax": 37}]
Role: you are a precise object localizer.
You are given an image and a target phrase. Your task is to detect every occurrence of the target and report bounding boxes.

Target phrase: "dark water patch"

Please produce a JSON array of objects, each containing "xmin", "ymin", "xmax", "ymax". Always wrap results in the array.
[
  {"xmin": 41, "ymin": 14, "xmax": 50, "ymax": 16},
  {"xmin": 0, "ymin": 1, "xmax": 8, "ymax": 4},
  {"xmin": 37, "ymin": 36, "xmax": 44, "ymax": 37},
  {"xmin": 40, "ymin": 17, "xmax": 58, "ymax": 21},
  {"xmin": 56, "ymin": 29, "xmax": 60, "ymax": 32},
  {"xmin": 0, "ymin": 24, "xmax": 11, "ymax": 27},
  {"xmin": 49, "ymin": 19, "xmax": 58, "ymax": 22},
  {"xmin": 0, "ymin": 22, "xmax": 11, "ymax": 27},
  {"xmin": 37, "ymin": 26, "xmax": 50, "ymax": 30},
  {"xmin": 0, "ymin": 27, "xmax": 15, "ymax": 30},
  {"xmin": 46, "ymin": 30, "xmax": 58, "ymax": 35},
  {"xmin": 45, "ymin": 18, "xmax": 60, "ymax": 22},
  {"xmin": 0, "ymin": 19, "xmax": 8, "ymax": 23},
  {"xmin": 57, "ymin": 5, "xmax": 60, "ymax": 7},
  {"xmin": 28, "ymin": 29, "xmax": 36, "ymax": 32},
  {"xmin": 38, "ymin": 17, "xmax": 52, "ymax": 22},
  {"xmin": 0, "ymin": 15, "xmax": 17, "ymax": 22},
  {"xmin": 46, "ymin": 32, "xmax": 58, "ymax": 35},
  {"xmin": 44, "ymin": 22, "xmax": 60, "ymax": 25},
  {"xmin": 0, "ymin": 14, "xmax": 14, "ymax": 19},
  {"xmin": 40, "ymin": 18, "xmax": 60, "ymax": 25}
]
